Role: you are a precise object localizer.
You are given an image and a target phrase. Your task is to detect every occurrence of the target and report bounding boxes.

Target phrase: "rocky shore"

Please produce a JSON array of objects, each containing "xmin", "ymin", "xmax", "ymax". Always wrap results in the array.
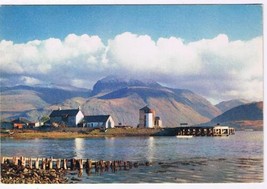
[{"xmin": 1, "ymin": 162, "xmax": 68, "ymax": 184}]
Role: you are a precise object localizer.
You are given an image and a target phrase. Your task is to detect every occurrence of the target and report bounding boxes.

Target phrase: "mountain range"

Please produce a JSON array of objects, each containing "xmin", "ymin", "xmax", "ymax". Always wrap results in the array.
[
  {"xmin": 208, "ymin": 101, "xmax": 263, "ymax": 131},
  {"xmin": 0, "ymin": 75, "xmax": 262, "ymax": 129},
  {"xmin": 215, "ymin": 99, "xmax": 251, "ymax": 113}
]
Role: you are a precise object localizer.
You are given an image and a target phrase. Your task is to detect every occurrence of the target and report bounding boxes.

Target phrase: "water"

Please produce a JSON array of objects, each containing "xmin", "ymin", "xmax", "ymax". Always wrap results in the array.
[{"xmin": 1, "ymin": 131, "xmax": 263, "ymax": 183}]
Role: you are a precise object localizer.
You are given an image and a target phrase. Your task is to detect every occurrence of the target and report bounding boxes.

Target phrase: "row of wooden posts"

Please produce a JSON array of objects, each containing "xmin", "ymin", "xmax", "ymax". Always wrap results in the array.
[{"xmin": 1, "ymin": 156, "xmax": 144, "ymax": 171}]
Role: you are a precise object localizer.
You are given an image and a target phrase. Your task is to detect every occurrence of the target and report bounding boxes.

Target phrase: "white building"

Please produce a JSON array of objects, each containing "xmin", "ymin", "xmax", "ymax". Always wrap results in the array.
[
  {"xmin": 83, "ymin": 115, "xmax": 115, "ymax": 129},
  {"xmin": 49, "ymin": 107, "xmax": 84, "ymax": 127},
  {"xmin": 213, "ymin": 125, "xmax": 230, "ymax": 136},
  {"xmin": 146, "ymin": 112, "xmax": 154, "ymax": 128},
  {"xmin": 138, "ymin": 106, "xmax": 162, "ymax": 128}
]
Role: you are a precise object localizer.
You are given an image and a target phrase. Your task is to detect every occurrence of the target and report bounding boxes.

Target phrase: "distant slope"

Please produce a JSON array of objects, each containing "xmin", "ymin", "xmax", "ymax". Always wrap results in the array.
[
  {"xmin": 209, "ymin": 101, "xmax": 263, "ymax": 130},
  {"xmin": 82, "ymin": 92, "xmax": 213, "ymax": 127},
  {"xmin": 0, "ymin": 90, "xmax": 48, "ymax": 112},
  {"xmin": 0, "ymin": 85, "xmax": 90, "ymax": 121},
  {"xmin": 215, "ymin": 99, "xmax": 251, "ymax": 113},
  {"xmin": 14, "ymin": 97, "xmax": 88, "ymax": 122},
  {"xmin": 211, "ymin": 101, "xmax": 263, "ymax": 123},
  {"xmin": 0, "ymin": 75, "xmax": 227, "ymax": 126},
  {"xmin": 80, "ymin": 76, "xmax": 222, "ymax": 127},
  {"xmin": 1, "ymin": 85, "xmax": 90, "ymax": 105},
  {"xmin": 92, "ymin": 75, "xmax": 161, "ymax": 95}
]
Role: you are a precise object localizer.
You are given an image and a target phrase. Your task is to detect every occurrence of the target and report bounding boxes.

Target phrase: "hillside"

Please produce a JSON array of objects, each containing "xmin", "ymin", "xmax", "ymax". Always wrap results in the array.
[
  {"xmin": 81, "ymin": 76, "xmax": 222, "ymax": 127},
  {"xmin": 209, "ymin": 101, "xmax": 263, "ymax": 130},
  {"xmin": 0, "ymin": 85, "xmax": 90, "ymax": 120},
  {"xmin": 1, "ymin": 75, "xmax": 223, "ymax": 126},
  {"xmin": 215, "ymin": 99, "xmax": 251, "ymax": 113}
]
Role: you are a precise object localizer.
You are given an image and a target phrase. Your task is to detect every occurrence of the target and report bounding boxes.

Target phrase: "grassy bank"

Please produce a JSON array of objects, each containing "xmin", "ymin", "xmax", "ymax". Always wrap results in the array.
[{"xmin": 0, "ymin": 128, "xmax": 165, "ymax": 139}]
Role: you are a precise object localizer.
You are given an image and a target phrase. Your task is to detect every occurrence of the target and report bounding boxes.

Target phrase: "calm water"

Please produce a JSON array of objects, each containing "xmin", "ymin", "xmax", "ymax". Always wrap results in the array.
[{"xmin": 1, "ymin": 131, "xmax": 263, "ymax": 183}]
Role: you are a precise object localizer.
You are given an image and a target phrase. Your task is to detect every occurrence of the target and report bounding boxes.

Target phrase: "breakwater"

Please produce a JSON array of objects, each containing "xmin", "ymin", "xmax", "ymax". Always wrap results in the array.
[
  {"xmin": 1, "ymin": 156, "xmax": 148, "ymax": 170},
  {"xmin": 1, "ymin": 156, "xmax": 151, "ymax": 183}
]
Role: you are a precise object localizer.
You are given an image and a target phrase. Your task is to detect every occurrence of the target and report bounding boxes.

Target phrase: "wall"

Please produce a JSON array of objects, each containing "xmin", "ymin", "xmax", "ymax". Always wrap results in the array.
[
  {"xmin": 0, "ymin": 122, "xmax": 13, "ymax": 130},
  {"xmin": 86, "ymin": 122, "xmax": 104, "ymax": 128},
  {"xmin": 139, "ymin": 109, "xmax": 146, "ymax": 128},
  {"xmin": 75, "ymin": 111, "xmax": 84, "ymax": 126},
  {"xmin": 105, "ymin": 116, "xmax": 115, "ymax": 128},
  {"xmin": 50, "ymin": 116, "xmax": 63, "ymax": 124},
  {"xmin": 145, "ymin": 113, "xmax": 154, "ymax": 128}
]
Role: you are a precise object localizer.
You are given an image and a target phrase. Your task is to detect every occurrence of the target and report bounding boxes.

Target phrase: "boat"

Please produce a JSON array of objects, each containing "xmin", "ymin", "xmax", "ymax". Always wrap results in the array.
[
  {"xmin": 244, "ymin": 129, "xmax": 254, "ymax": 132},
  {"xmin": 176, "ymin": 135, "xmax": 193, "ymax": 138}
]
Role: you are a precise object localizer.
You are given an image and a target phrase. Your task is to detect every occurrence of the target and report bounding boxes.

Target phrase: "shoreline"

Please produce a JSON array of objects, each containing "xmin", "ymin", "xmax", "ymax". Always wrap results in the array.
[
  {"xmin": 1, "ymin": 127, "xmax": 262, "ymax": 140},
  {"xmin": 0, "ymin": 128, "xmax": 167, "ymax": 139},
  {"xmin": 1, "ymin": 162, "xmax": 68, "ymax": 184}
]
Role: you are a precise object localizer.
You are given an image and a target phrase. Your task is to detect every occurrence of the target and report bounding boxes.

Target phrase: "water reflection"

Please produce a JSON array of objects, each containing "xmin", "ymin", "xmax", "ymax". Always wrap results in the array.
[
  {"xmin": 103, "ymin": 137, "xmax": 115, "ymax": 160},
  {"xmin": 74, "ymin": 138, "xmax": 85, "ymax": 159},
  {"xmin": 1, "ymin": 132, "xmax": 264, "ymax": 183},
  {"xmin": 147, "ymin": 137, "xmax": 154, "ymax": 162}
]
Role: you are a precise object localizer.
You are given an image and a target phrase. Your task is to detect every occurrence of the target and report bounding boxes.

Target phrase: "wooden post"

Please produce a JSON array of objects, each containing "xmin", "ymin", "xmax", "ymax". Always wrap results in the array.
[
  {"xmin": 21, "ymin": 157, "xmax": 26, "ymax": 167},
  {"xmin": 14, "ymin": 157, "xmax": 19, "ymax": 166},
  {"xmin": 99, "ymin": 160, "xmax": 104, "ymax": 169},
  {"xmin": 95, "ymin": 161, "xmax": 99, "ymax": 172},
  {"xmin": 70, "ymin": 159, "xmax": 76, "ymax": 170},
  {"xmin": 63, "ymin": 159, "xmax": 67, "ymax": 170},
  {"xmin": 86, "ymin": 159, "xmax": 92, "ymax": 170},
  {"xmin": 128, "ymin": 161, "xmax": 133, "ymax": 169},
  {"xmin": 119, "ymin": 161, "xmax": 122, "ymax": 169},
  {"xmin": 35, "ymin": 158, "xmax": 39, "ymax": 169},
  {"xmin": 48, "ymin": 158, "xmax": 53, "ymax": 169},
  {"xmin": 56, "ymin": 159, "xmax": 61, "ymax": 169},
  {"xmin": 123, "ymin": 161, "xmax": 127, "ymax": 169},
  {"xmin": 78, "ymin": 170, "xmax": 83, "ymax": 177},
  {"xmin": 12, "ymin": 157, "xmax": 16, "ymax": 164},
  {"xmin": 29, "ymin": 158, "xmax": 33, "ymax": 169},
  {"xmin": 1, "ymin": 156, "xmax": 4, "ymax": 164},
  {"xmin": 106, "ymin": 161, "xmax": 111, "ymax": 170},
  {"xmin": 17, "ymin": 157, "xmax": 21, "ymax": 166},
  {"xmin": 6, "ymin": 158, "xmax": 9, "ymax": 164},
  {"xmin": 78, "ymin": 159, "xmax": 83, "ymax": 170},
  {"xmin": 42, "ymin": 159, "xmax": 46, "ymax": 170}
]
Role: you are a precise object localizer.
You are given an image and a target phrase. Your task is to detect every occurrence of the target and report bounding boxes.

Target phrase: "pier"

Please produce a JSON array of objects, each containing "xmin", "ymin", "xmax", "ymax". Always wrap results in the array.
[
  {"xmin": 0, "ymin": 156, "xmax": 147, "ymax": 172},
  {"xmin": 176, "ymin": 125, "xmax": 235, "ymax": 136}
]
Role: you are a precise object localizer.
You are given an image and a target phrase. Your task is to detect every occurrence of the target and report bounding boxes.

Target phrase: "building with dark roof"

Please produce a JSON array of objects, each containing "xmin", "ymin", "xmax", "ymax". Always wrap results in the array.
[
  {"xmin": 49, "ymin": 107, "xmax": 84, "ymax": 127},
  {"xmin": 0, "ymin": 121, "xmax": 13, "ymax": 130},
  {"xmin": 12, "ymin": 117, "xmax": 31, "ymax": 129},
  {"xmin": 12, "ymin": 117, "xmax": 31, "ymax": 124},
  {"xmin": 138, "ymin": 105, "xmax": 162, "ymax": 128},
  {"xmin": 83, "ymin": 115, "xmax": 115, "ymax": 129}
]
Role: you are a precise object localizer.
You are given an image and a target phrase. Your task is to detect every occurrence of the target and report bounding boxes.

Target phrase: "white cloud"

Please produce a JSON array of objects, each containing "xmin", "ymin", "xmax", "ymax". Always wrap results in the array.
[
  {"xmin": 20, "ymin": 76, "xmax": 41, "ymax": 85},
  {"xmin": 0, "ymin": 32, "xmax": 263, "ymax": 102}
]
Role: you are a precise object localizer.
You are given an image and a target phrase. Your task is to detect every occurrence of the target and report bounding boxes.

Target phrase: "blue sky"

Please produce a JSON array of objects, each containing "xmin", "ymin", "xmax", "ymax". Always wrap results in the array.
[
  {"xmin": 0, "ymin": 5, "xmax": 263, "ymax": 103},
  {"xmin": 0, "ymin": 5, "xmax": 263, "ymax": 43}
]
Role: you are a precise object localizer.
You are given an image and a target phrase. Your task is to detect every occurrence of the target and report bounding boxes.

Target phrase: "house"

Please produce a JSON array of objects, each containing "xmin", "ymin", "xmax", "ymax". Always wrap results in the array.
[
  {"xmin": 213, "ymin": 125, "xmax": 231, "ymax": 136},
  {"xmin": 83, "ymin": 115, "xmax": 115, "ymax": 129},
  {"xmin": 138, "ymin": 106, "xmax": 162, "ymax": 128},
  {"xmin": 12, "ymin": 117, "xmax": 31, "ymax": 129},
  {"xmin": 49, "ymin": 107, "xmax": 84, "ymax": 127},
  {"xmin": 28, "ymin": 122, "xmax": 44, "ymax": 128},
  {"xmin": 155, "ymin": 116, "xmax": 162, "ymax": 127},
  {"xmin": 0, "ymin": 121, "xmax": 13, "ymax": 130}
]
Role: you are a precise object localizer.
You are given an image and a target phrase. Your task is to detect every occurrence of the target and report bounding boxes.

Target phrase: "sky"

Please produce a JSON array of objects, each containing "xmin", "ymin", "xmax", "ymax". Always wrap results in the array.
[{"xmin": 0, "ymin": 5, "xmax": 263, "ymax": 103}]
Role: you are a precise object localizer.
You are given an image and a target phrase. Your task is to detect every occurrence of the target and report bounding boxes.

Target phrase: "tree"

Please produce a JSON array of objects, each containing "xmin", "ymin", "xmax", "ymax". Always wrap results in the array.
[{"xmin": 40, "ymin": 116, "xmax": 50, "ymax": 123}]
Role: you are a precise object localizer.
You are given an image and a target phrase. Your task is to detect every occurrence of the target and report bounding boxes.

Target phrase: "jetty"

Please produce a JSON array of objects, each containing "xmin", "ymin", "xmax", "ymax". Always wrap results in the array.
[
  {"xmin": 176, "ymin": 125, "xmax": 235, "ymax": 137},
  {"xmin": 0, "ymin": 156, "xmax": 148, "ymax": 172}
]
